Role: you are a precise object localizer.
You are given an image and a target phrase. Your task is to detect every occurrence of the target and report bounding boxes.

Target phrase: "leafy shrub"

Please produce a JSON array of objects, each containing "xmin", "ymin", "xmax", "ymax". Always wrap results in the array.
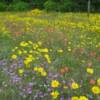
[
  {"xmin": 44, "ymin": 0, "xmax": 59, "ymax": 11},
  {"xmin": 32, "ymin": 0, "xmax": 46, "ymax": 9},
  {"xmin": 30, "ymin": 9, "xmax": 43, "ymax": 15},
  {"xmin": 61, "ymin": 0, "xmax": 79, "ymax": 12},
  {"xmin": 0, "ymin": 2, "xmax": 7, "ymax": 11},
  {"xmin": 44, "ymin": 0, "xmax": 78, "ymax": 12},
  {"xmin": 8, "ymin": 1, "xmax": 30, "ymax": 11}
]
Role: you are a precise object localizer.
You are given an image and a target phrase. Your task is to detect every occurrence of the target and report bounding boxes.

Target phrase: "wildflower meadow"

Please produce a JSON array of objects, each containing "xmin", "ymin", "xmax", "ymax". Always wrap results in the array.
[{"xmin": 0, "ymin": 9, "xmax": 100, "ymax": 100}]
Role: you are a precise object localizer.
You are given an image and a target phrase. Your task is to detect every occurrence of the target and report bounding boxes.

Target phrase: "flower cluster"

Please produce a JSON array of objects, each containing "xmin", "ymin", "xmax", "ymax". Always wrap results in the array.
[
  {"xmin": 3, "ymin": 40, "xmax": 98, "ymax": 100},
  {"xmin": 0, "ymin": 12, "xmax": 100, "ymax": 35}
]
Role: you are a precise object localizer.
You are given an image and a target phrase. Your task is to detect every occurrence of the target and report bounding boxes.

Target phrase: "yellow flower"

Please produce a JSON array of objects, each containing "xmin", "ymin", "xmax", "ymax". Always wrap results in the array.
[
  {"xmin": 50, "ymin": 49, "xmax": 53, "ymax": 52},
  {"xmin": 71, "ymin": 96, "xmax": 79, "ymax": 100},
  {"xmin": 96, "ymin": 42, "xmax": 100, "ymax": 47},
  {"xmin": 44, "ymin": 54, "xmax": 51, "ymax": 63},
  {"xmin": 24, "ymin": 59, "xmax": 29, "ymax": 65},
  {"xmin": 38, "ymin": 41, "xmax": 42, "ymax": 46},
  {"xmin": 24, "ymin": 59, "xmax": 32, "ymax": 65},
  {"xmin": 28, "ymin": 54, "xmax": 33, "ymax": 58},
  {"xmin": 68, "ymin": 48, "xmax": 71, "ymax": 52},
  {"xmin": 71, "ymin": 82, "xmax": 79, "ymax": 89},
  {"xmin": 97, "ymin": 78, "xmax": 100, "ymax": 86},
  {"xmin": 29, "ymin": 50, "xmax": 33, "ymax": 53},
  {"xmin": 51, "ymin": 80, "xmax": 60, "ymax": 88},
  {"xmin": 23, "ymin": 50, "xmax": 27, "ymax": 54},
  {"xmin": 28, "ymin": 41, "xmax": 33, "ymax": 44},
  {"xmin": 57, "ymin": 49, "xmax": 63, "ymax": 53},
  {"xmin": 18, "ymin": 50, "xmax": 22, "ymax": 55},
  {"xmin": 38, "ymin": 48, "xmax": 49, "ymax": 53},
  {"xmin": 15, "ymin": 46, "xmax": 18, "ymax": 50},
  {"xmin": 34, "ymin": 67, "xmax": 38, "ymax": 71},
  {"xmin": 18, "ymin": 68, "xmax": 24, "ymax": 75},
  {"xmin": 79, "ymin": 96, "xmax": 89, "ymax": 100},
  {"xmin": 12, "ymin": 47, "xmax": 18, "ymax": 52},
  {"xmin": 33, "ymin": 44, "xmax": 39, "ymax": 49},
  {"xmin": 24, "ymin": 55, "xmax": 35, "ymax": 65},
  {"xmin": 37, "ymin": 67, "xmax": 44, "ymax": 73},
  {"xmin": 51, "ymin": 91, "xmax": 59, "ymax": 99},
  {"xmin": 63, "ymin": 85, "xmax": 68, "ymax": 89},
  {"xmin": 11, "ymin": 54, "xmax": 17, "ymax": 59},
  {"xmin": 86, "ymin": 68, "xmax": 94, "ymax": 74},
  {"xmin": 20, "ymin": 41, "xmax": 28, "ymax": 47},
  {"xmin": 41, "ymin": 71, "xmax": 47, "ymax": 77},
  {"xmin": 91, "ymin": 86, "xmax": 100, "ymax": 94}
]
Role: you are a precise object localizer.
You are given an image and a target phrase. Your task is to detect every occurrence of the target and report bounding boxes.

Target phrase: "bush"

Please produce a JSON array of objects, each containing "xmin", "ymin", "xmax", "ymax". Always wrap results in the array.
[
  {"xmin": 32, "ymin": 0, "xmax": 46, "ymax": 9},
  {"xmin": 30, "ymin": 9, "xmax": 44, "ymax": 16},
  {"xmin": 8, "ymin": 1, "xmax": 30, "ymax": 11},
  {"xmin": 0, "ymin": 2, "xmax": 7, "ymax": 11},
  {"xmin": 44, "ymin": 0, "xmax": 78, "ymax": 12},
  {"xmin": 61, "ymin": 1, "xmax": 79, "ymax": 12},
  {"xmin": 44, "ymin": 0, "xmax": 59, "ymax": 11}
]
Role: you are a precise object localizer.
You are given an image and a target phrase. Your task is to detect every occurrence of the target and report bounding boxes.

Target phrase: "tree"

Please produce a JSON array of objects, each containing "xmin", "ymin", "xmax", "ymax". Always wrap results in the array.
[{"xmin": 87, "ymin": 0, "xmax": 91, "ymax": 17}]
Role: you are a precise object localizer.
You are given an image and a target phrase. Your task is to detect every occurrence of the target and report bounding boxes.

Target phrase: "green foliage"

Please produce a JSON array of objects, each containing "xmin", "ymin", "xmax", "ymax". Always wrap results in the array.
[
  {"xmin": 0, "ymin": 2, "xmax": 7, "ymax": 11},
  {"xmin": 44, "ymin": 0, "xmax": 80, "ymax": 12},
  {"xmin": 60, "ymin": 0, "xmax": 78, "ymax": 12},
  {"xmin": 44, "ymin": 0, "xmax": 100, "ymax": 12},
  {"xmin": 32, "ymin": 0, "xmax": 46, "ymax": 9},
  {"xmin": 0, "ymin": 0, "xmax": 100, "ymax": 12},
  {"xmin": 8, "ymin": 1, "xmax": 30, "ymax": 11},
  {"xmin": 44, "ymin": 0, "xmax": 59, "ymax": 11}
]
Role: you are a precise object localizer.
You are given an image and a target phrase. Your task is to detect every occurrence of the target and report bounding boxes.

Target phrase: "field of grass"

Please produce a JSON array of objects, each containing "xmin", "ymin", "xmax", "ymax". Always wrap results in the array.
[{"xmin": 0, "ymin": 10, "xmax": 100, "ymax": 100}]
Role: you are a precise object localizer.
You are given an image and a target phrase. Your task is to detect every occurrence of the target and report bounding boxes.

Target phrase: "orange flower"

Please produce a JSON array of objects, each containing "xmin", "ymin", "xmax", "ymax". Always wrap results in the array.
[
  {"xmin": 60, "ymin": 67, "xmax": 71, "ymax": 75},
  {"xmin": 64, "ymin": 67, "xmax": 71, "ymax": 73},
  {"xmin": 89, "ymin": 79, "xmax": 96, "ymax": 85},
  {"xmin": 89, "ymin": 51, "xmax": 96, "ymax": 57},
  {"xmin": 60, "ymin": 68, "xmax": 65, "ymax": 75},
  {"xmin": 96, "ymin": 56, "xmax": 100, "ymax": 60},
  {"xmin": 79, "ymin": 48, "xmax": 84, "ymax": 54}
]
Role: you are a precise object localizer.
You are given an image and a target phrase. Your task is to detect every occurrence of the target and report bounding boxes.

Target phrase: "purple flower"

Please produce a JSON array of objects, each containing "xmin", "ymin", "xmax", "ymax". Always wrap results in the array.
[
  {"xmin": 48, "ymin": 88, "xmax": 52, "ymax": 92},
  {"xmin": 26, "ymin": 88, "xmax": 32, "ymax": 94},
  {"xmin": 38, "ymin": 92, "xmax": 44, "ymax": 98},
  {"xmin": 60, "ymin": 97, "xmax": 65, "ymax": 100},
  {"xmin": 12, "ymin": 75, "xmax": 21, "ymax": 83},
  {"xmin": 28, "ymin": 82, "xmax": 33, "ymax": 87},
  {"xmin": 32, "ymin": 77, "xmax": 35, "ymax": 81}
]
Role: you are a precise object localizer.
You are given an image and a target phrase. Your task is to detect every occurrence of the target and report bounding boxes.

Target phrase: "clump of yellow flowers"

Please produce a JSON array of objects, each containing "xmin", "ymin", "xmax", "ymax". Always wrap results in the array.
[
  {"xmin": 11, "ymin": 41, "xmax": 51, "ymax": 78},
  {"xmin": 20, "ymin": 41, "xmax": 28, "ymax": 47},
  {"xmin": 72, "ymin": 96, "xmax": 89, "ymax": 100},
  {"xmin": 11, "ymin": 41, "xmax": 51, "ymax": 65},
  {"xmin": 71, "ymin": 96, "xmax": 79, "ymax": 100},
  {"xmin": 10, "ymin": 39, "xmax": 100, "ymax": 99},
  {"xmin": 34, "ymin": 66, "xmax": 47, "ymax": 77},
  {"xmin": 44, "ymin": 54, "xmax": 51, "ymax": 64}
]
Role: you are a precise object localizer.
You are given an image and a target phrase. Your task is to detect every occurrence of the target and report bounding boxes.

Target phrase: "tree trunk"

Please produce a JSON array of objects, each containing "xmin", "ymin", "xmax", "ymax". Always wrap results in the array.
[{"xmin": 87, "ymin": 0, "xmax": 91, "ymax": 17}]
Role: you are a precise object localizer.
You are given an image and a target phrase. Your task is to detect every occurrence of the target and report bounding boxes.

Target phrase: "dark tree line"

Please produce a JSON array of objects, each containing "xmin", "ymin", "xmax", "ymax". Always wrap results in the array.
[{"xmin": 0, "ymin": 0, "xmax": 100, "ymax": 12}]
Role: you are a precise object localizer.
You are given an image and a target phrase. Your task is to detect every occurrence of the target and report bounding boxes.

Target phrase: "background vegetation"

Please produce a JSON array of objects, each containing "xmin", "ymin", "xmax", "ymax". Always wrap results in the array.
[{"xmin": 0, "ymin": 0, "xmax": 100, "ymax": 12}]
